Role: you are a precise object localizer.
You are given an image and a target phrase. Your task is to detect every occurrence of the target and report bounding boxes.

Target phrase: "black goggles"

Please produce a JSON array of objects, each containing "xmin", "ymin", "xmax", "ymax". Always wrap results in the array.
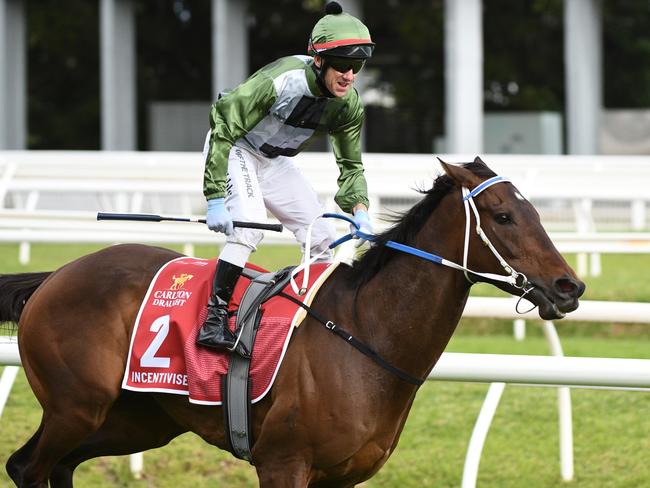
[{"xmin": 326, "ymin": 57, "xmax": 366, "ymax": 74}]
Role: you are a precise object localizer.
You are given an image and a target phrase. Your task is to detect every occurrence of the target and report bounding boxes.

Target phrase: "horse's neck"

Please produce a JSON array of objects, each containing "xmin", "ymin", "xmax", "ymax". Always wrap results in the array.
[{"xmin": 354, "ymin": 198, "xmax": 471, "ymax": 382}]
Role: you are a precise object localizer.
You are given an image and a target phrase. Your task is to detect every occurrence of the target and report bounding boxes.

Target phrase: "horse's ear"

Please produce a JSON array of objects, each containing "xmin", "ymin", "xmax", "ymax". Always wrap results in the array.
[
  {"xmin": 437, "ymin": 157, "xmax": 483, "ymax": 188},
  {"xmin": 473, "ymin": 156, "xmax": 487, "ymax": 166}
]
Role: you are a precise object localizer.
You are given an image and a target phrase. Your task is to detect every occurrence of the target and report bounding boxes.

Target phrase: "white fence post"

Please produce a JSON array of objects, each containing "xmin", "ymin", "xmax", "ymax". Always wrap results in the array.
[
  {"xmin": 513, "ymin": 318, "xmax": 526, "ymax": 341},
  {"xmin": 129, "ymin": 452, "xmax": 143, "ymax": 479},
  {"xmin": 543, "ymin": 321, "xmax": 574, "ymax": 482},
  {"xmin": 631, "ymin": 199, "xmax": 646, "ymax": 230},
  {"xmin": 461, "ymin": 382, "xmax": 506, "ymax": 488},
  {"xmin": 0, "ymin": 365, "xmax": 20, "ymax": 418}
]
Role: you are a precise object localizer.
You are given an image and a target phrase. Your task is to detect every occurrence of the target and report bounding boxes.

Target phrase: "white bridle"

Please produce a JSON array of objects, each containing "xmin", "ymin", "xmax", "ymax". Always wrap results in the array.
[{"xmin": 460, "ymin": 176, "xmax": 528, "ymax": 287}]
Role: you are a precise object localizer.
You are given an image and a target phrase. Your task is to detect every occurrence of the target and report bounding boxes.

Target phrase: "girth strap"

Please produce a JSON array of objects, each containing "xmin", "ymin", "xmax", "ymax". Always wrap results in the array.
[{"xmin": 223, "ymin": 266, "xmax": 295, "ymax": 463}]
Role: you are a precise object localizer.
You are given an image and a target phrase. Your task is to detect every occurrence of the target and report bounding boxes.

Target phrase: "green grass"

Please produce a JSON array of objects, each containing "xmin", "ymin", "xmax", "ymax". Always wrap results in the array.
[
  {"xmin": 0, "ymin": 243, "xmax": 303, "ymax": 274},
  {"xmin": 3, "ymin": 340, "xmax": 649, "ymax": 487},
  {"xmin": 1, "ymin": 244, "xmax": 649, "ymax": 486}
]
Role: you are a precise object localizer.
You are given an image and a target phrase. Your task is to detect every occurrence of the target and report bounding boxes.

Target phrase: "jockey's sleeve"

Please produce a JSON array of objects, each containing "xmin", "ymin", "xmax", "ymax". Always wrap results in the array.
[
  {"xmin": 329, "ymin": 95, "xmax": 369, "ymax": 213},
  {"xmin": 203, "ymin": 74, "xmax": 277, "ymax": 200}
]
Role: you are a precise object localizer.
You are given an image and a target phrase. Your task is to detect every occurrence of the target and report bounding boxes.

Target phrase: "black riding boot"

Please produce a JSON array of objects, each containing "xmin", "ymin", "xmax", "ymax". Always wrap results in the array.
[{"xmin": 196, "ymin": 261, "xmax": 243, "ymax": 350}]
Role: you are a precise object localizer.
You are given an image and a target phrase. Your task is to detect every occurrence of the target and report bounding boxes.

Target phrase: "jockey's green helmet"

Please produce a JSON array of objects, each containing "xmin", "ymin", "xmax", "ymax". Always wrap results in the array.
[{"xmin": 308, "ymin": 2, "xmax": 375, "ymax": 60}]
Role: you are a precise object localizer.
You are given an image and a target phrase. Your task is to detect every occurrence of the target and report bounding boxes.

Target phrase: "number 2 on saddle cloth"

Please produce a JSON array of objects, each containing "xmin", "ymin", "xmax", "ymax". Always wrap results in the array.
[{"xmin": 122, "ymin": 257, "xmax": 339, "ymax": 405}]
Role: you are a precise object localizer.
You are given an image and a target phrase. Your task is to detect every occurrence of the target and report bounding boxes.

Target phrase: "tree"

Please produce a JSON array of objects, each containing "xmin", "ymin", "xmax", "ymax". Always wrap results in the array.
[
  {"xmin": 27, "ymin": 0, "xmax": 100, "ymax": 149},
  {"xmin": 602, "ymin": 2, "xmax": 650, "ymax": 108}
]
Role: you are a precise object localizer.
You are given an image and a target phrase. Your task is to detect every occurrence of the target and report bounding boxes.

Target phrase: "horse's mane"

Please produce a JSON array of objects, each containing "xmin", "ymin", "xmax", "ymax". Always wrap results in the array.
[{"xmin": 348, "ymin": 161, "xmax": 497, "ymax": 288}]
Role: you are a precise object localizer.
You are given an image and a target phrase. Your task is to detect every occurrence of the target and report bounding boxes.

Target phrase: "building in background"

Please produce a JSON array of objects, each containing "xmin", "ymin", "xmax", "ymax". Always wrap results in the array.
[{"xmin": 1, "ymin": 0, "xmax": 649, "ymax": 156}]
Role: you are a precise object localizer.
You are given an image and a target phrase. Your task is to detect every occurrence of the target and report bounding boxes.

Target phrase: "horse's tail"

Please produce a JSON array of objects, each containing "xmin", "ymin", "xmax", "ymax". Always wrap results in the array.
[{"xmin": 0, "ymin": 272, "xmax": 51, "ymax": 324}]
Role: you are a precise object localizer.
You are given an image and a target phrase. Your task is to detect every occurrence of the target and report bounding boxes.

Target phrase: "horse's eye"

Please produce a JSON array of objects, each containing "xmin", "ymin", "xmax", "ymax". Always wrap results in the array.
[{"xmin": 495, "ymin": 213, "xmax": 512, "ymax": 225}]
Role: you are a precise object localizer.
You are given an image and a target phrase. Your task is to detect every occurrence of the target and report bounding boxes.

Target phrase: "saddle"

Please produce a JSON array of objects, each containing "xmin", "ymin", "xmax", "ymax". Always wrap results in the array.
[{"xmin": 222, "ymin": 265, "xmax": 295, "ymax": 462}]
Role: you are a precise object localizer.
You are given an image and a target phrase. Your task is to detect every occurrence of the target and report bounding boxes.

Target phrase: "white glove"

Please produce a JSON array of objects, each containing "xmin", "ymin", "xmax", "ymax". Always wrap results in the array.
[
  {"xmin": 206, "ymin": 198, "xmax": 234, "ymax": 236},
  {"xmin": 350, "ymin": 209, "xmax": 374, "ymax": 247}
]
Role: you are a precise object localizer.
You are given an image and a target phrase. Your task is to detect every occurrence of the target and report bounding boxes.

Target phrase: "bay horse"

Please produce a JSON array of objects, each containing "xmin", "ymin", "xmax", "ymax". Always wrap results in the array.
[{"xmin": 1, "ymin": 158, "xmax": 584, "ymax": 487}]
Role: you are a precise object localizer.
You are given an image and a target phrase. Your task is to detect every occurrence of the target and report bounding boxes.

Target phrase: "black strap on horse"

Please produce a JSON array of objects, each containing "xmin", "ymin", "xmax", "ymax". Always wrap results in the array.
[
  {"xmin": 277, "ymin": 291, "xmax": 425, "ymax": 387},
  {"xmin": 221, "ymin": 266, "xmax": 295, "ymax": 463}
]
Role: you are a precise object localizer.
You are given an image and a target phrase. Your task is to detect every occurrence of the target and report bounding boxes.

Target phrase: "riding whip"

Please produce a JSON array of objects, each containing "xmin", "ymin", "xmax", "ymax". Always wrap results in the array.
[{"xmin": 96, "ymin": 212, "xmax": 284, "ymax": 232}]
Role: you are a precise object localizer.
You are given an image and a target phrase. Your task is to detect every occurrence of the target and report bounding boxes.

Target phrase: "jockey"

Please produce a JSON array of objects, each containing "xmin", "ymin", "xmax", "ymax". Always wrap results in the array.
[{"xmin": 197, "ymin": 1, "xmax": 376, "ymax": 350}]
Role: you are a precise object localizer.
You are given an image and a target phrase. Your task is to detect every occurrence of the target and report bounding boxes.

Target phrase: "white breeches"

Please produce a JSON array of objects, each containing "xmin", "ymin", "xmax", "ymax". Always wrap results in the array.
[{"xmin": 218, "ymin": 145, "xmax": 336, "ymax": 267}]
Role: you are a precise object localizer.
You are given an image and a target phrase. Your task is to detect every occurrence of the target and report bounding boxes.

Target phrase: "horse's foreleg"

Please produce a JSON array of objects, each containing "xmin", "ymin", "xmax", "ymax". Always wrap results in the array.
[
  {"xmin": 256, "ymin": 462, "xmax": 312, "ymax": 488},
  {"xmin": 47, "ymin": 466, "xmax": 73, "ymax": 488}
]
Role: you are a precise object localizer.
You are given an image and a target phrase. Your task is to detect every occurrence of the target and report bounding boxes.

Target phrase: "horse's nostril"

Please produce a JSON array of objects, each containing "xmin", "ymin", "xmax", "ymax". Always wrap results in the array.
[
  {"xmin": 555, "ymin": 277, "xmax": 585, "ymax": 298},
  {"xmin": 557, "ymin": 279, "xmax": 575, "ymax": 294}
]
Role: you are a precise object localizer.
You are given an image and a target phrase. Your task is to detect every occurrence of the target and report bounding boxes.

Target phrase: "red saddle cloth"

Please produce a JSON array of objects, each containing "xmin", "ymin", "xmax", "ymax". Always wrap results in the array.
[{"xmin": 122, "ymin": 257, "xmax": 337, "ymax": 405}]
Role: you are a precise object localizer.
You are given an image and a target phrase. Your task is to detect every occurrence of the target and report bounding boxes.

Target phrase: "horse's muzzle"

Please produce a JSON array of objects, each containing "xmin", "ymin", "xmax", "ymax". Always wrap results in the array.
[{"xmin": 527, "ymin": 276, "xmax": 585, "ymax": 320}]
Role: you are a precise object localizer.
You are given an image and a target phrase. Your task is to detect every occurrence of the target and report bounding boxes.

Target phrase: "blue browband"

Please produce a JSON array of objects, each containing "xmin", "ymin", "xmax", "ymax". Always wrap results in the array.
[{"xmin": 463, "ymin": 176, "xmax": 508, "ymax": 200}]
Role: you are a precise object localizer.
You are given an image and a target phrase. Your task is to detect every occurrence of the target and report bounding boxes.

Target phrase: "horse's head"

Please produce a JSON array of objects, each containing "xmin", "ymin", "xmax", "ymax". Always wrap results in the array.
[{"xmin": 439, "ymin": 157, "xmax": 585, "ymax": 320}]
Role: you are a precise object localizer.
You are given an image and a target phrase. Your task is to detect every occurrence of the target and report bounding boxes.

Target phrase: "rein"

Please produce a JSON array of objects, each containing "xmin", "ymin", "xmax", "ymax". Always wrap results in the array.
[{"xmin": 285, "ymin": 175, "xmax": 536, "ymax": 386}]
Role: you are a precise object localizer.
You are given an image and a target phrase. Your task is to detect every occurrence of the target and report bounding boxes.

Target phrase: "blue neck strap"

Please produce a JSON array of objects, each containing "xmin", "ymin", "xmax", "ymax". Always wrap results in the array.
[
  {"xmin": 323, "ymin": 213, "xmax": 446, "ymax": 265},
  {"xmin": 324, "ymin": 175, "xmax": 509, "ymax": 267}
]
